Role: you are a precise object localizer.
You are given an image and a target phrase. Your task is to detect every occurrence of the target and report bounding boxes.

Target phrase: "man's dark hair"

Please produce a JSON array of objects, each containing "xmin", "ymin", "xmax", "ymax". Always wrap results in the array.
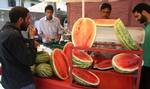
[
  {"xmin": 45, "ymin": 5, "xmax": 54, "ymax": 13},
  {"xmin": 132, "ymin": 3, "xmax": 150, "ymax": 13},
  {"xmin": 100, "ymin": 3, "xmax": 112, "ymax": 11},
  {"xmin": 9, "ymin": 6, "xmax": 29, "ymax": 23}
]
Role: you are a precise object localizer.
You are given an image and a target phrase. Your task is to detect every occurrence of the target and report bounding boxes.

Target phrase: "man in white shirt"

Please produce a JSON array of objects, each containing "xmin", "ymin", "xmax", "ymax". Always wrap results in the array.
[{"xmin": 38, "ymin": 5, "xmax": 63, "ymax": 46}]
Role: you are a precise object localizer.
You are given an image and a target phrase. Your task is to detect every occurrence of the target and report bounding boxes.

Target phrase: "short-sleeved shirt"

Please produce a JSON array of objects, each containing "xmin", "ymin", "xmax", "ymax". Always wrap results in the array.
[
  {"xmin": 38, "ymin": 16, "xmax": 63, "ymax": 41},
  {"xmin": 142, "ymin": 22, "xmax": 150, "ymax": 67}
]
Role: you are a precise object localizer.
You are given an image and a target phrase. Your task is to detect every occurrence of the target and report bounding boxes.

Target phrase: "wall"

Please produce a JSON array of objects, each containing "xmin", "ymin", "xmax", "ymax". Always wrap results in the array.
[
  {"xmin": 67, "ymin": 0, "xmax": 150, "ymax": 31},
  {"xmin": 0, "ymin": 0, "xmax": 8, "ymax": 8}
]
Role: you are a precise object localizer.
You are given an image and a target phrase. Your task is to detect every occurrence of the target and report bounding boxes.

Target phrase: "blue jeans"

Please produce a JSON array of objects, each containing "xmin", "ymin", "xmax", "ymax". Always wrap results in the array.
[{"xmin": 21, "ymin": 84, "xmax": 36, "ymax": 89}]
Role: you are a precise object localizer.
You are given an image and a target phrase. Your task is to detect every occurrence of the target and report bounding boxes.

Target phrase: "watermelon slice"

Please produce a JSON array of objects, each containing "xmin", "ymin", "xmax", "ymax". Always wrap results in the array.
[
  {"xmin": 114, "ymin": 19, "xmax": 139, "ymax": 50},
  {"xmin": 94, "ymin": 19, "xmax": 116, "ymax": 26},
  {"xmin": 63, "ymin": 42, "xmax": 73, "ymax": 70},
  {"xmin": 72, "ymin": 18, "xmax": 96, "ymax": 48},
  {"xmin": 94, "ymin": 60, "xmax": 112, "ymax": 70},
  {"xmin": 72, "ymin": 67, "xmax": 100, "ymax": 86},
  {"xmin": 51, "ymin": 48, "xmax": 69, "ymax": 80},
  {"xmin": 112, "ymin": 53, "xmax": 142, "ymax": 73},
  {"xmin": 72, "ymin": 49, "xmax": 93, "ymax": 68}
]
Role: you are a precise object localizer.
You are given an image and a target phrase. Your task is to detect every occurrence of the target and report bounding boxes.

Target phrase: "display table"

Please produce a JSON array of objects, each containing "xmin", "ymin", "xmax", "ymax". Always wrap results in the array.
[
  {"xmin": 34, "ymin": 69, "xmax": 135, "ymax": 89},
  {"xmin": 34, "ymin": 77, "xmax": 84, "ymax": 89}
]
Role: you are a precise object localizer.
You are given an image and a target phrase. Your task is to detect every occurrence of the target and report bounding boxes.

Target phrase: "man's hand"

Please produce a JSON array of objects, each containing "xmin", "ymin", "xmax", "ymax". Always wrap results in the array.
[{"xmin": 27, "ymin": 25, "xmax": 37, "ymax": 39}]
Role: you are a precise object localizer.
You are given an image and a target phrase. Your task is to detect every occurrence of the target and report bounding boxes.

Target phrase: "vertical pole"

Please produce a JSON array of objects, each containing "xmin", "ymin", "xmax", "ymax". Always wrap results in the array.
[{"xmin": 82, "ymin": 0, "xmax": 85, "ymax": 18}]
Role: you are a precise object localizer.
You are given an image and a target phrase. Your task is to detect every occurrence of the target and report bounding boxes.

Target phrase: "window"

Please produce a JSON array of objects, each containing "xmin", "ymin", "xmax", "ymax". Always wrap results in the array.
[{"xmin": 8, "ymin": 0, "xmax": 16, "ymax": 7}]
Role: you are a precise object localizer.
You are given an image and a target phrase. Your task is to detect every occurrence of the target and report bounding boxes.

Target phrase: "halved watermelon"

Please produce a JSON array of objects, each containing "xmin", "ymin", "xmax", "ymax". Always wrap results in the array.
[
  {"xmin": 72, "ymin": 67, "xmax": 100, "ymax": 86},
  {"xmin": 63, "ymin": 42, "xmax": 73, "ymax": 69},
  {"xmin": 94, "ymin": 19, "xmax": 116, "ymax": 26},
  {"xmin": 51, "ymin": 48, "xmax": 69, "ymax": 80},
  {"xmin": 72, "ymin": 49, "xmax": 93, "ymax": 68},
  {"xmin": 72, "ymin": 18, "xmax": 96, "ymax": 48},
  {"xmin": 114, "ymin": 19, "xmax": 139, "ymax": 50},
  {"xmin": 112, "ymin": 53, "xmax": 142, "ymax": 73},
  {"xmin": 94, "ymin": 60, "xmax": 112, "ymax": 70}
]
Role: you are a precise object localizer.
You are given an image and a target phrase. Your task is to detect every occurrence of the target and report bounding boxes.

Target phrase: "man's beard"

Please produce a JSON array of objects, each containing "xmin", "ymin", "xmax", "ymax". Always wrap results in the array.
[
  {"xmin": 20, "ymin": 21, "xmax": 28, "ymax": 31},
  {"xmin": 138, "ymin": 15, "xmax": 147, "ymax": 24}
]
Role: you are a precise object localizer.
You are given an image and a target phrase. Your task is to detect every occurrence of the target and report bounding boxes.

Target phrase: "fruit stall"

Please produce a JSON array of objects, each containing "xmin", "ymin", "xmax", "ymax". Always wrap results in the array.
[
  {"xmin": 29, "ymin": 0, "xmax": 144, "ymax": 88},
  {"xmin": 0, "ymin": 20, "xmax": 144, "ymax": 89},
  {"xmin": 29, "ymin": 16, "xmax": 144, "ymax": 89},
  {"xmin": 0, "ymin": 0, "xmax": 145, "ymax": 89}
]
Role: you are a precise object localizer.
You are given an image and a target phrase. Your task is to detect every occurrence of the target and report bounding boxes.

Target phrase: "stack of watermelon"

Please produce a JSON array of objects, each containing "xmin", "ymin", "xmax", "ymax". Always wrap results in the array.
[
  {"xmin": 31, "ymin": 51, "xmax": 53, "ymax": 78},
  {"xmin": 32, "ymin": 46, "xmax": 71, "ymax": 80}
]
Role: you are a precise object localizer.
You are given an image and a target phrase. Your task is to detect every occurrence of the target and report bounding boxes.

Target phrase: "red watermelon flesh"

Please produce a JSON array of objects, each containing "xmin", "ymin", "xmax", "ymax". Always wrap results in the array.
[
  {"xmin": 114, "ymin": 53, "xmax": 140, "ymax": 69},
  {"xmin": 72, "ymin": 68, "xmax": 100, "ymax": 85},
  {"xmin": 72, "ymin": 18, "xmax": 96, "ymax": 48},
  {"xmin": 63, "ymin": 42, "xmax": 73, "ymax": 67},
  {"xmin": 94, "ymin": 60, "xmax": 112, "ymax": 70},
  {"xmin": 73, "ymin": 49, "xmax": 91, "ymax": 61},
  {"xmin": 53, "ymin": 49, "xmax": 69, "ymax": 80}
]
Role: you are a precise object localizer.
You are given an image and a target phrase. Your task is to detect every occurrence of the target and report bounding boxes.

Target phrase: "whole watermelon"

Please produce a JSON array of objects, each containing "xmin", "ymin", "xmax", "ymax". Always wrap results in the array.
[
  {"xmin": 30, "ymin": 64, "xmax": 36, "ymax": 74},
  {"xmin": 35, "ymin": 63, "xmax": 53, "ymax": 78},
  {"xmin": 36, "ymin": 51, "xmax": 50, "ymax": 64}
]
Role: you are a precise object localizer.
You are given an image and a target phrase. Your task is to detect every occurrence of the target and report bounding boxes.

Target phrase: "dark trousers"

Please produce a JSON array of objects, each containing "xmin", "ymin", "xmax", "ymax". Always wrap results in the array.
[
  {"xmin": 21, "ymin": 83, "xmax": 36, "ymax": 89},
  {"xmin": 140, "ymin": 66, "xmax": 150, "ymax": 89}
]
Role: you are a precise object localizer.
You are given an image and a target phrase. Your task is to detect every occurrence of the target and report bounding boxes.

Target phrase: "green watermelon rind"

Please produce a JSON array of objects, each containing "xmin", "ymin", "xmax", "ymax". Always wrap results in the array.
[
  {"xmin": 114, "ymin": 19, "xmax": 138, "ymax": 50},
  {"xmin": 73, "ymin": 54, "xmax": 93, "ymax": 63},
  {"xmin": 112, "ymin": 54, "xmax": 139, "ymax": 73},
  {"xmin": 114, "ymin": 20, "xmax": 131, "ymax": 50},
  {"xmin": 36, "ymin": 51, "xmax": 50, "ymax": 63},
  {"xmin": 72, "ymin": 71, "xmax": 100, "ymax": 86},
  {"xmin": 72, "ymin": 18, "xmax": 96, "ymax": 48},
  {"xmin": 72, "ymin": 55, "xmax": 93, "ymax": 68},
  {"xmin": 114, "ymin": 23, "xmax": 130, "ymax": 49},
  {"xmin": 35, "ymin": 63, "xmax": 53, "ymax": 77},
  {"xmin": 94, "ymin": 66, "xmax": 113, "ymax": 70},
  {"xmin": 51, "ymin": 49, "xmax": 69, "ymax": 80},
  {"xmin": 72, "ymin": 57, "xmax": 92, "ymax": 65},
  {"xmin": 112, "ymin": 64, "xmax": 135, "ymax": 74}
]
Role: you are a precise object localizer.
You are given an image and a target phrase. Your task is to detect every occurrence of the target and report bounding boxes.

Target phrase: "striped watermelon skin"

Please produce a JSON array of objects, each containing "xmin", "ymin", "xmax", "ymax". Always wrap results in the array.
[
  {"xmin": 114, "ymin": 19, "xmax": 139, "ymax": 50},
  {"xmin": 72, "ymin": 67, "xmax": 100, "ymax": 86},
  {"xmin": 35, "ymin": 63, "xmax": 53, "ymax": 78},
  {"xmin": 112, "ymin": 53, "xmax": 141, "ymax": 73},
  {"xmin": 72, "ymin": 49, "xmax": 93, "ymax": 68},
  {"xmin": 36, "ymin": 51, "xmax": 50, "ymax": 64}
]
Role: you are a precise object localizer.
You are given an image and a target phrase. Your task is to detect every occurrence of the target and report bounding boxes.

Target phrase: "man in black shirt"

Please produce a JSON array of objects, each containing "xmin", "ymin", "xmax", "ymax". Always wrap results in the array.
[{"xmin": 0, "ymin": 6, "xmax": 37, "ymax": 89}]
